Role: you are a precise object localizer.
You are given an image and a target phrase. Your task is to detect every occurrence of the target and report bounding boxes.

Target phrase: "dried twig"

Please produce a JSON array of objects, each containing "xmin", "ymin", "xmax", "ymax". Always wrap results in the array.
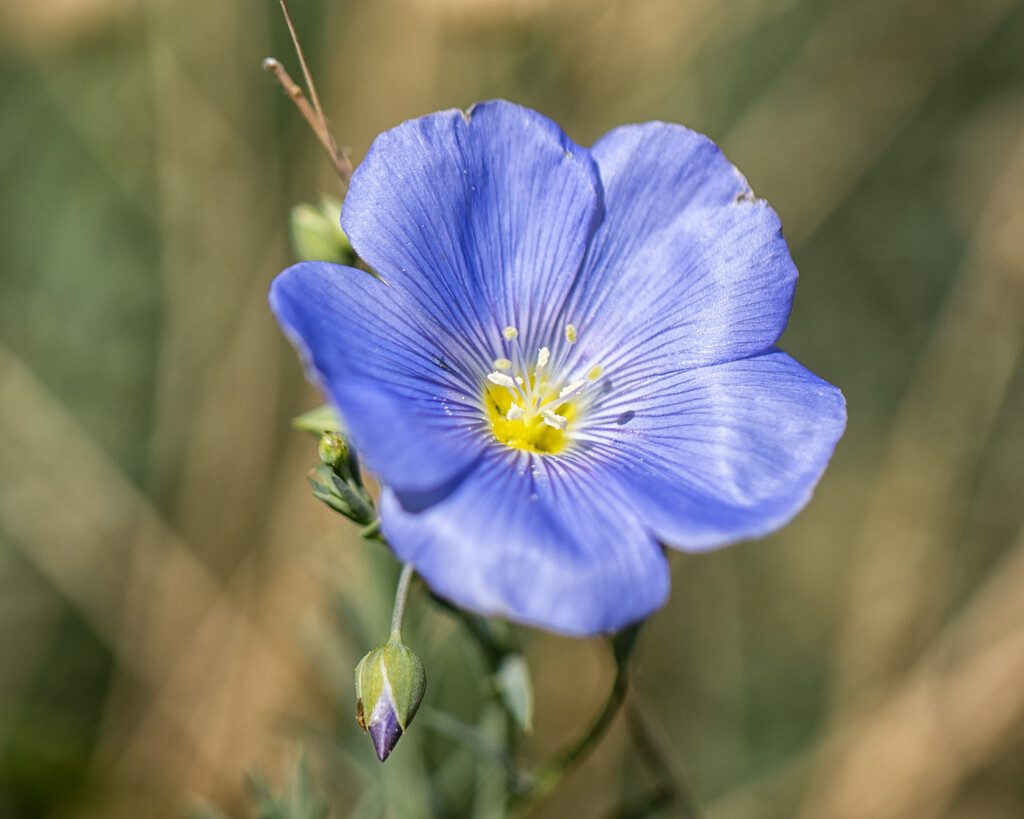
[{"xmin": 264, "ymin": 0, "xmax": 353, "ymax": 185}]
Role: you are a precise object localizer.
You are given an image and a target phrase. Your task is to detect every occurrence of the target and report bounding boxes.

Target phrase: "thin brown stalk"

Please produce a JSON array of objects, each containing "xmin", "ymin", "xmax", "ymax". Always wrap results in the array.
[
  {"xmin": 266, "ymin": 1, "xmax": 353, "ymax": 186},
  {"xmin": 263, "ymin": 58, "xmax": 352, "ymax": 185},
  {"xmin": 278, "ymin": 0, "xmax": 327, "ymax": 127}
]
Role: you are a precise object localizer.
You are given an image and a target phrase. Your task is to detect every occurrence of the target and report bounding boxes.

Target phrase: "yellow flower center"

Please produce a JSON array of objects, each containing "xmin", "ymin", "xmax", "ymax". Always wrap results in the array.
[
  {"xmin": 481, "ymin": 324, "xmax": 600, "ymax": 456},
  {"xmin": 484, "ymin": 382, "xmax": 577, "ymax": 454}
]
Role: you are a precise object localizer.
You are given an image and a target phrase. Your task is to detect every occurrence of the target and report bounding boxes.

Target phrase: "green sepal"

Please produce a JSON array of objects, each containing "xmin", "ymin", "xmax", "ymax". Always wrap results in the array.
[
  {"xmin": 292, "ymin": 405, "xmax": 343, "ymax": 436},
  {"xmin": 355, "ymin": 637, "xmax": 427, "ymax": 732},
  {"xmin": 307, "ymin": 463, "xmax": 376, "ymax": 525},
  {"xmin": 308, "ymin": 466, "xmax": 354, "ymax": 517},
  {"xmin": 327, "ymin": 470, "xmax": 375, "ymax": 524}
]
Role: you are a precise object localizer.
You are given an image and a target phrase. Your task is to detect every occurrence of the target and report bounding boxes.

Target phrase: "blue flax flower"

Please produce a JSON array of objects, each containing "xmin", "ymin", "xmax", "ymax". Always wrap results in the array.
[{"xmin": 270, "ymin": 101, "xmax": 846, "ymax": 636}]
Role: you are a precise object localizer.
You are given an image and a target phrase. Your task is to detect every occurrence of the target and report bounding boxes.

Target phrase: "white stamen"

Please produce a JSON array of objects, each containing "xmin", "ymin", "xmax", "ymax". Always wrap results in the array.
[
  {"xmin": 488, "ymin": 372, "xmax": 517, "ymax": 390},
  {"xmin": 541, "ymin": 409, "xmax": 567, "ymax": 430},
  {"xmin": 559, "ymin": 380, "xmax": 585, "ymax": 398},
  {"xmin": 486, "ymin": 323, "xmax": 603, "ymax": 444}
]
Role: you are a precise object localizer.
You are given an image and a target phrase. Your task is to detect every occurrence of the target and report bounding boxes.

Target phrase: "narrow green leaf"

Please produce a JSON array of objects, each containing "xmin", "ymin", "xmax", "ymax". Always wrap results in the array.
[{"xmin": 494, "ymin": 653, "xmax": 534, "ymax": 735}]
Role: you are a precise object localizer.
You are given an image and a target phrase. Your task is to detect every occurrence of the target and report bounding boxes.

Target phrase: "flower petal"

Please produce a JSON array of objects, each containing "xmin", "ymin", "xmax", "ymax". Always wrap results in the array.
[
  {"xmin": 380, "ymin": 448, "xmax": 670, "ymax": 636},
  {"xmin": 368, "ymin": 704, "xmax": 402, "ymax": 762},
  {"xmin": 270, "ymin": 261, "xmax": 488, "ymax": 494},
  {"xmin": 342, "ymin": 100, "xmax": 603, "ymax": 353},
  {"xmin": 565, "ymin": 122, "xmax": 797, "ymax": 375},
  {"xmin": 582, "ymin": 349, "xmax": 846, "ymax": 550}
]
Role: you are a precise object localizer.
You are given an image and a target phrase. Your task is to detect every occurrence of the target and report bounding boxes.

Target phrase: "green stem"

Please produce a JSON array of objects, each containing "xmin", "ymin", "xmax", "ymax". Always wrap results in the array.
[
  {"xmin": 621, "ymin": 695, "xmax": 704, "ymax": 819},
  {"xmin": 389, "ymin": 562, "xmax": 415, "ymax": 639},
  {"xmin": 525, "ymin": 653, "xmax": 630, "ymax": 805}
]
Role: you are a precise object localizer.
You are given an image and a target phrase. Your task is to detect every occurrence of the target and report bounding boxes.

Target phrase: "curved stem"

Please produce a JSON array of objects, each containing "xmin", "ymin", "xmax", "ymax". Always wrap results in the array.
[
  {"xmin": 390, "ymin": 562, "xmax": 415, "ymax": 639},
  {"xmin": 622, "ymin": 694, "xmax": 704, "ymax": 819},
  {"xmin": 526, "ymin": 655, "xmax": 630, "ymax": 804}
]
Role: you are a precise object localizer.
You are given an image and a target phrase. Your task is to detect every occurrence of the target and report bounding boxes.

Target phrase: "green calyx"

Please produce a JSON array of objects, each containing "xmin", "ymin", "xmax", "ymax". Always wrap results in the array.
[{"xmin": 355, "ymin": 635, "xmax": 426, "ymax": 733}]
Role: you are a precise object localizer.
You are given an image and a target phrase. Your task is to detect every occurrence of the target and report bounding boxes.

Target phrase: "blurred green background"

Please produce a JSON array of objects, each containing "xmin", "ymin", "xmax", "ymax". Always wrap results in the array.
[{"xmin": 2, "ymin": 0, "xmax": 1024, "ymax": 816}]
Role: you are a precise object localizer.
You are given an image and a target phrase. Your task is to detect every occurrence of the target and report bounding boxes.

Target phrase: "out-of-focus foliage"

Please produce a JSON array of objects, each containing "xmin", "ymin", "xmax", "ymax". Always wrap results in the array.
[
  {"xmin": 191, "ymin": 753, "xmax": 328, "ymax": 819},
  {"xmin": 2, "ymin": 0, "xmax": 1024, "ymax": 817}
]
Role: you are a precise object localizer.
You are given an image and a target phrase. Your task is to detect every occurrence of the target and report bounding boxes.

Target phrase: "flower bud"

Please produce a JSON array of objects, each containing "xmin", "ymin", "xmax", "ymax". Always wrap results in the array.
[
  {"xmin": 354, "ymin": 636, "xmax": 426, "ymax": 762},
  {"xmin": 317, "ymin": 432, "xmax": 348, "ymax": 469},
  {"xmin": 289, "ymin": 196, "xmax": 356, "ymax": 265}
]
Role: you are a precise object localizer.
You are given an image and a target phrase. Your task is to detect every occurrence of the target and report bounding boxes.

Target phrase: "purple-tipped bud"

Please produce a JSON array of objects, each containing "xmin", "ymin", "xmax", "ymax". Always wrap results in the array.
[
  {"xmin": 354, "ymin": 636, "xmax": 426, "ymax": 763},
  {"xmin": 368, "ymin": 700, "xmax": 403, "ymax": 762}
]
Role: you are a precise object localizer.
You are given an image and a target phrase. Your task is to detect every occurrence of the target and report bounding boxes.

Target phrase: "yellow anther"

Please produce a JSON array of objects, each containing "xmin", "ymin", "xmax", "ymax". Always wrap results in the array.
[
  {"xmin": 503, "ymin": 326, "xmax": 519, "ymax": 340},
  {"xmin": 587, "ymin": 365, "xmax": 603, "ymax": 380},
  {"xmin": 494, "ymin": 357, "xmax": 512, "ymax": 371},
  {"xmin": 565, "ymin": 324, "xmax": 577, "ymax": 343}
]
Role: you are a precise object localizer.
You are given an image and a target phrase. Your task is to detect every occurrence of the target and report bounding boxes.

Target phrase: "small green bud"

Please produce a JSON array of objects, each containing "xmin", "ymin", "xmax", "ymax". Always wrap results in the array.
[
  {"xmin": 317, "ymin": 432, "xmax": 348, "ymax": 468},
  {"xmin": 355, "ymin": 636, "xmax": 426, "ymax": 762},
  {"xmin": 289, "ymin": 196, "xmax": 356, "ymax": 265}
]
